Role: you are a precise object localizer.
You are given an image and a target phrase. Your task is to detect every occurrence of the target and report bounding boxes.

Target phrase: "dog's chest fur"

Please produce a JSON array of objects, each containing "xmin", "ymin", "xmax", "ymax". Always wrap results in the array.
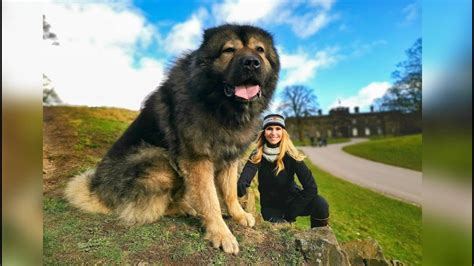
[{"xmin": 180, "ymin": 117, "xmax": 259, "ymax": 165}]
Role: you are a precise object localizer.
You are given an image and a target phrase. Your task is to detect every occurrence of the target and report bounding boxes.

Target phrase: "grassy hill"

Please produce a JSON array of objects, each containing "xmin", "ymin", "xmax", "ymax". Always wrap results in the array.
[
  {"xmin": 43, "ymin": 106, "xmax": 421, "ymax": 265},
  {"xmin": 343, "ymin": 134, "xmax": 422, "ymax": 171}
]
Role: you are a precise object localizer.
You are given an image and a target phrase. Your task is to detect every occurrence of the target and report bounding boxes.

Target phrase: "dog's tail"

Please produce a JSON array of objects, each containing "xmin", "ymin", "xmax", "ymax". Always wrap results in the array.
[{"xmin": 64, "ymin": 169, "xmax": 111, "ymax": 214}]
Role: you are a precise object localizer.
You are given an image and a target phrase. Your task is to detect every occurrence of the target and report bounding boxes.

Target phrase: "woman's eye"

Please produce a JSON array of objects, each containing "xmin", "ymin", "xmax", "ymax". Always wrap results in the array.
[
  {"xmin": 256, "ymin": 46, "xmax": 264, "ymax": 53},
  {"xmin": 222, "ymin": 47, "xmax": 236, "ymax": 53}
]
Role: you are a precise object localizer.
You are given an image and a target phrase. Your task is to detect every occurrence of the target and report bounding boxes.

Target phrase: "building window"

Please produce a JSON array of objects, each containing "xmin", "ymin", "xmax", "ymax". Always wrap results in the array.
[
  {"xmin": 365, "ymin": 127, "xmax": 371, "ymax": 136},
  {"xmin": 377, "ymin": 127, "xmax": 383, "ymax": 135},
  {"xmin": 316, "ymin": 131, "xmax": 321, "ymax": 137},
  {"xmin": 327, "ymin": 130, "xmax": 332, "ymax": 138},
  {"xmin": 352, "ymin": 119, "xmax": 357, "ymax": 124},
  {"xmin": 352, "ymin": 128, "xmax": 358, "ymax": 137}
]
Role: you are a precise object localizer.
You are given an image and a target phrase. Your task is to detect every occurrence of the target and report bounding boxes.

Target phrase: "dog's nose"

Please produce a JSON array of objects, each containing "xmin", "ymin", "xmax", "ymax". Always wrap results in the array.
[{"xmin": 242, "ymin": 56, "xmax": 261, "ymax": 70}]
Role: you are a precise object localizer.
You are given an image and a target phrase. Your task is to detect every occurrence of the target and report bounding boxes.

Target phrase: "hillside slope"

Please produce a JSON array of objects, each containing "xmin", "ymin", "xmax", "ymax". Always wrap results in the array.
[
  {"xmin": 343, "ymin": 135, "xmax": 422, "ymax": 171},
  {"xmin": 43, "ymin": 106, "xmax": 418, "ymax": 265}
]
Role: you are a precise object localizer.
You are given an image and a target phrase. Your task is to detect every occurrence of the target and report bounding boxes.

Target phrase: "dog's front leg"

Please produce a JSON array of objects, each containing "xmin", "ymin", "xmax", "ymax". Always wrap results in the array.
[
  {"xmin": 216, "ymin": 161, "xmax": 255, "ymax": 227},
  {"xmin": 179, "ymin": 159, "xmax": 239, "ymax": 254}
]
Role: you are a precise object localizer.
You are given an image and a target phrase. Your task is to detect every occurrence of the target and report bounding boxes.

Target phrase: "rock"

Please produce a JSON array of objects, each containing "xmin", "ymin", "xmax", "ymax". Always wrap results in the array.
[
  {"xmin": 294, "ymin": 226, "xmax": 350, "ymax": 266},
  {"xmin": 341, "ymin": 238, "xmax": 398, "ymax": 266}
]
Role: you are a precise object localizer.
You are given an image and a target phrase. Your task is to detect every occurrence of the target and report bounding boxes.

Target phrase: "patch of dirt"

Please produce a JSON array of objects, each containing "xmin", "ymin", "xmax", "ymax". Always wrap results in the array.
[
  {"xmin": 43, "ymin": 142, "xmax": 55, "ymax": 179},
  {"xmin": 43, "ymin": 107, "xmax": 80, "ymax": 194}
]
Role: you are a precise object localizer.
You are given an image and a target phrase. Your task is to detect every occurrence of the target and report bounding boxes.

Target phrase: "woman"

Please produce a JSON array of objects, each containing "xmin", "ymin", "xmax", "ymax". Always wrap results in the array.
[{"xmin": 237, "ymin": 114, "xmax": 329, "ymax": 227}]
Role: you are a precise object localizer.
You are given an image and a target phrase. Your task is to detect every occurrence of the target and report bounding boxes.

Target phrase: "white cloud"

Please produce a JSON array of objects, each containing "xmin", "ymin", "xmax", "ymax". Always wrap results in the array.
[
  {"xmin": 164, "ymin": 8, "xmax": 208, "ymax": 55},
  {"xmin": 3, "ymin": 2, "xmax": 43, "ymax": 98},
  {"xmin": 329, "ymin": 82, "xmax": 391, "ymax": 111},
  {"xmin": 309, "ymin": 0, "xmax": 336, "ymax": 10},
  {"xmin": 287, "ymin": 11, "xmax": 339, "ymax": 38},
  {"xmin": 265, "ymin": 97, "xmax": 282, "ymax": 115},
  {"xmin": 279, "ymin": 47, "xmax": 339, "ymax": 88},
  {"xmin": 401, "ymin": 1, "xmax": 419, "ymax": 25},
  {"xmin": 212, "ymin": 0, "xmax": 338, "ymax": 38},
  {"xmin": 212, "ymin": 0, "xmax": 283, "ymax": 24},
  {"xmin": 42, "ymin": 2, "xmax": 165, "ymax": 110}
]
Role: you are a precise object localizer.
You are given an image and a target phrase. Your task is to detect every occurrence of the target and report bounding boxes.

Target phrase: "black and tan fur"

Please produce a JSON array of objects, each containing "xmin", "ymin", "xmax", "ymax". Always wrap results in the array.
[{"xmin": 65, "ymin": 24, "xmax": 280, "ymax": 254}]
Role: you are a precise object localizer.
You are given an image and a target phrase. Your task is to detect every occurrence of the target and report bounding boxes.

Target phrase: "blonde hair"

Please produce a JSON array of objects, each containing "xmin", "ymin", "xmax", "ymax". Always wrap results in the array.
[{"xmin": 249, "ymin": 128, "xmax": 306, "ymax": 175}]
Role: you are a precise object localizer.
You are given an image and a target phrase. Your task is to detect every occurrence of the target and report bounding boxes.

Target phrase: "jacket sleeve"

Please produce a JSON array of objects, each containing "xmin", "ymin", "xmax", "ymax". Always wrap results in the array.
[
  {"xmin": 237, "ymin": 158, "xmax": 259, "ymax": 197},
  {"xmin": 286, "ymin": 159, "xmax": 319, "ymax": 220},
  {"xmin": 294, "ymin": 159, "xmax": 318, "ymax": 197}
]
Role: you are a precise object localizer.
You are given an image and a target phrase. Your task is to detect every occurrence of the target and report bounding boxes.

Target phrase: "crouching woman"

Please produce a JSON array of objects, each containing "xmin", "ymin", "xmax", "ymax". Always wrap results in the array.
[{"xmin": 237, "ymin": 114, "xmax": 329, "ymax": 228}]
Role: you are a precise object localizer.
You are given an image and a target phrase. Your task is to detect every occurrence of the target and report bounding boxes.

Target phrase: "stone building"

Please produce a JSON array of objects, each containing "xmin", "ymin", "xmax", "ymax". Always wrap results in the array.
[{"xmin": 285, "ymin": 106, "xmax": 422, "ymax": 139}]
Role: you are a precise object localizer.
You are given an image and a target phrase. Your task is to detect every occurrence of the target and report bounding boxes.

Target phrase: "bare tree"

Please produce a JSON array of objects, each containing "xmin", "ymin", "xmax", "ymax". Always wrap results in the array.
[{"xmin": 278, "ymin": 85, "xmax": 319, "ymax": 141}]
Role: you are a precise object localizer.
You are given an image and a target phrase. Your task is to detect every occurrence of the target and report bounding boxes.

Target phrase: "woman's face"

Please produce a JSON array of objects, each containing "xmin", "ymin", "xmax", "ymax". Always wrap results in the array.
[{"xmin": 264, "ymin": 125, "xmax": 283, "ymax": 145}]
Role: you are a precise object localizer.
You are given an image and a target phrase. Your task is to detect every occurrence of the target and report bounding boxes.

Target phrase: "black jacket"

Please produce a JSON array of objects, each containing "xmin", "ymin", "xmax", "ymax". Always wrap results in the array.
[{"xmin": 237, "ymin": 153, "xmax": 318, "ymax": 211}]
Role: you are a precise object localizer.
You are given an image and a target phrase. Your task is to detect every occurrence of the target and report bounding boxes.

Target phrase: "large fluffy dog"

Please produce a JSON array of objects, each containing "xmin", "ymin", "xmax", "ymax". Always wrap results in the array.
[{"xmin": 65, "ymin": 24, "xmax": 280, "ymax": 254}]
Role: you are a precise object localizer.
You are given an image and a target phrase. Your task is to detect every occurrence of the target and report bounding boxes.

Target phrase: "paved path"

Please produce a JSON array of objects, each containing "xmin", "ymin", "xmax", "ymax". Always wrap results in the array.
[{"xmin": 300, "ymin": 139, "xmax": 422, "ymax": 205}]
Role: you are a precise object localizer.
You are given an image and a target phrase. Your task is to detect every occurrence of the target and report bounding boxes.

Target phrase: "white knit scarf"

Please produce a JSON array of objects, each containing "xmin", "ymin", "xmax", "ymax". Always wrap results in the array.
[{"xmin": 263, "ymin": 144, "xmax": 280, "ymax": 163}]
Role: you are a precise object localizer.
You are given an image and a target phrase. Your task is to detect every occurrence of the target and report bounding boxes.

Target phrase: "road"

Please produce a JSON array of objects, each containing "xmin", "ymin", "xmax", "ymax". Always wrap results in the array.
[{"xmin": 300, "ymin": 139, "xmax": 422, "ymax": 205}]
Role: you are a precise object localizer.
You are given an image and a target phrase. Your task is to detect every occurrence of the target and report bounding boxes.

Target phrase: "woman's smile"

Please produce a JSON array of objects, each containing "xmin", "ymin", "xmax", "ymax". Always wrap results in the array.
[{"xmin": 264, "ymin": 125, "xmax": 282, "ymax": 145}]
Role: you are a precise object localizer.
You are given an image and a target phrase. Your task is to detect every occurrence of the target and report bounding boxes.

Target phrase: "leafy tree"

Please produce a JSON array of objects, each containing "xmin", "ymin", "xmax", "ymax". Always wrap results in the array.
[
  {"xmin": 278, "ymin": 85, "xmax": 319, "ymax": 141},
  {"xmin": 43, "ymin": 15, "xmax": 62, "ymax": 105},
  {"xmin": 43, "ymin": 74, "xmax": 62, "ymax": 105},
  {"xmin": 43, "ymin": 14, "xmax": 59, "ymax": 45},
  {"xmin": 375, "ymin": 38, "xmax": 422, "ymax": 113}
]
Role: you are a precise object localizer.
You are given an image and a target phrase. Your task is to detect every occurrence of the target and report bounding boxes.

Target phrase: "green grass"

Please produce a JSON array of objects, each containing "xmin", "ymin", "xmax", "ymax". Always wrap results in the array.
[
  {"xmin": 342, "ymin": 134, "xmax": 422, "ymax": 171},
  {"xmin": 68, "ymin": 109, "xmax": 132, "ymax": 151},
  {"xmin": 291, "ymin": 159, "xmax": 422, "ymax": 265},
  {"xmin": 327, "ymin": 137, "xmax": 350, "ymax": 144},
  {"xmin": 368, "ymin": 134, "xmax": 396, "ymax": 141},
  {"xmin": 44, "ymin": 106, "xmax": 421, "ymax": 265},
  {"xmin": 423, "ymin": 218, "xmax": 472, "ymax": 266},
  {"xmin": 423, "ymin": 131, "xmax": 472, "ymax": 182},
  {"xmin": 43, "ymin": 196, "xmax": 306, "ymax": 265}
]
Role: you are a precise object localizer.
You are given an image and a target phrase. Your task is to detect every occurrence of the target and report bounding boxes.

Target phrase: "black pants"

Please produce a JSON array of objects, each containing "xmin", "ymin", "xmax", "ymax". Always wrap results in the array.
[{"xmin": 261, "ymin": 194, "xmax": 329, "ymax": 228}]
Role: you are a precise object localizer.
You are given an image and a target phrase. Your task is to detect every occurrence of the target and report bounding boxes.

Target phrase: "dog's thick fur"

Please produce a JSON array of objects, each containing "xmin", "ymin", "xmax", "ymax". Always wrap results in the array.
[{"xmin": 65, "ymin": 24, "xmax": 280, "ymax": 254}]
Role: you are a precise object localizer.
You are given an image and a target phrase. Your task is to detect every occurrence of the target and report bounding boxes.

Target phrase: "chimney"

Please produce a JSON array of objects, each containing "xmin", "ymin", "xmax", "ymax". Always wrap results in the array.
[
  {"xmin": 354, "ymin": 106, "xmax": 359, "ymax": 113},
  {"xmin": 318, "ymin": 109, "xmax": 322, "ymax": 116},
  {"xmin": 370, "ymin": 105, "xmax": 374, "ymax": 112}
]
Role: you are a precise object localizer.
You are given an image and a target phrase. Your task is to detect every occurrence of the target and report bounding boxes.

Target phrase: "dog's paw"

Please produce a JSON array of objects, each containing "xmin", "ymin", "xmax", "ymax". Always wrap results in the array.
[
  {"xmin": 235, "ymin": 211, "xmax": 255, "ymax": 227},
  {"xmin": 178, "ymin": 201, "xmax": 198, "ymax": 216},
  {"xmin": 205, "ymin": 229, "xmax": 239, "ymax": 254}
]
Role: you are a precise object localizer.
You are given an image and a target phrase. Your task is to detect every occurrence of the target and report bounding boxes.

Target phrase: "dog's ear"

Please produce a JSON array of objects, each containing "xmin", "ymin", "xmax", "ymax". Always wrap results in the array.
[{"xmin": 203, "ymin": 27, "xmax": 220, "ymax": 44}]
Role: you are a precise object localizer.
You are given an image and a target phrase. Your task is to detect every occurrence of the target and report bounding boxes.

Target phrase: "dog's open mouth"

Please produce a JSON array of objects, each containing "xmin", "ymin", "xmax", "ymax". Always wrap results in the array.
[{"xmin": 224, "ymin": 83, "xmax": 262, "ymax": 101}]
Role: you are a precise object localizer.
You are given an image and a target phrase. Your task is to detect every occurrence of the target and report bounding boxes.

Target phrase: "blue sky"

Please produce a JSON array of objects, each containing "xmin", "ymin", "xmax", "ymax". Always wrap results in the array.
[{"xmin": 40, "ymin": 0, "xmax": 421, "ymax": 113}]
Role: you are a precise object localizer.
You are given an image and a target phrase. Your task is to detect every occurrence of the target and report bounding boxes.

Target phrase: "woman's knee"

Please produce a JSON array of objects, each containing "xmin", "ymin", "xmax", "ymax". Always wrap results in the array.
[{"xmin": 311, "ymin": 195, "xmax": 329, "ymax": 219}]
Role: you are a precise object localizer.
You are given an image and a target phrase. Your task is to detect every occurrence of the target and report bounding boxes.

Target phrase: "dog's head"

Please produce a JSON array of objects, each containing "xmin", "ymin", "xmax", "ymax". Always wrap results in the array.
[{"xmin": 192, "ymin": 24, "xmax": 280, "ymax": 108}]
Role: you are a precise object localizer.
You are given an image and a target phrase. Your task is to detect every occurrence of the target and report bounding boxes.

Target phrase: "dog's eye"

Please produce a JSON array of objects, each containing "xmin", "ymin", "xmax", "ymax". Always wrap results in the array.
[
  {"xmin": 256, "ymin": 46, "xmax": 265, "ymax": 53},
  {"xmin": 222, "ymin": 47, "xmax": 236, "ymax": 53}
]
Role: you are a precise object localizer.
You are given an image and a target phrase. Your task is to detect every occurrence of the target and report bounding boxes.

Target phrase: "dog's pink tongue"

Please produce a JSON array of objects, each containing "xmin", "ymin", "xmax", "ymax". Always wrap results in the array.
[{"xmin": 234, "ymin": 85, "xmax": 260, "ymax": 100}]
